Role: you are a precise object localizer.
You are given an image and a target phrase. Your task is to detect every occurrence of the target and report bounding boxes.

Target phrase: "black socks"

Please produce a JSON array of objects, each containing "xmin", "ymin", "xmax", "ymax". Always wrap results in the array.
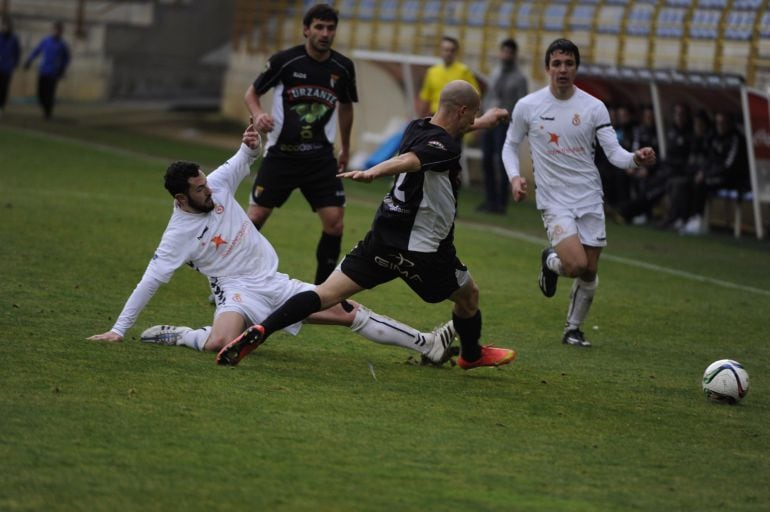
[{"xmin": 453, "ymin": 310, "xmax": 482, "ymax": 362}]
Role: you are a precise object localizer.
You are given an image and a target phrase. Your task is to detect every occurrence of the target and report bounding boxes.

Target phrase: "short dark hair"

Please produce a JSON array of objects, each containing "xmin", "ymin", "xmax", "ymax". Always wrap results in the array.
[
  {"xmin": 500, "ymin": 38, "xmax": 518, "ymax": 53},
  {"xmin": 303, "ymin": 3, "xmax": 338, "ymax": 27},
  {"xmin": 441, "ymin": 36, "xmax": 460, "ymax": 49},
  {"xmin": 545, "ymin": 38, "xmax": 580, "ymax": 68},
  {"xmin": 164, "ymin": 161, "xmax": 201, "ymax": 196}
]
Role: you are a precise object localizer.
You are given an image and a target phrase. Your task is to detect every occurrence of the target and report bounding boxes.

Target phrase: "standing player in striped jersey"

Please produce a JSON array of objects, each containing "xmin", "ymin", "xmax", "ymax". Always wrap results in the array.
[
  {"xmin": 217, "ymin": 81, "xmax": 516, "ymax": 370},
  {"xmin": 244, "ymin": 3, "xmax": 356, "ymax": 285},
  {"xmin": 502, "ymin": 39, "xmax": 656, "ymax": 347},
  {"xmin": 87, "ymin": 123, "xmax": 457, "ymax": 366}
]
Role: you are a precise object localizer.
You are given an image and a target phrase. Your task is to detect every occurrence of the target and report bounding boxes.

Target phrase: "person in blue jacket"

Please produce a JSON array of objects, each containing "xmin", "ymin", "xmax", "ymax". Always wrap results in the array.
[
  {"xmin": 24, "ymin": 20, "xmax": 69, "ymax": 119},
  {"xmin": 0, "ymin": 15, "xmax": 21, "ymax": 114}
]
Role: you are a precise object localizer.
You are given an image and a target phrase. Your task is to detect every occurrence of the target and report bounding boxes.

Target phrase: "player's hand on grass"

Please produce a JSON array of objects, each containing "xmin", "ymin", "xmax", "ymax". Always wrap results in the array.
[
  {"xmin": 87, "ymin": 331, "xmax": 123, "ymax": 343},
  {"xmin": 511, "ymin": 176, "xmax": 528, "ymax": 202},
  {"xmin": 337, "ymin": 170, "xmax": 374, "ymax": 183}
]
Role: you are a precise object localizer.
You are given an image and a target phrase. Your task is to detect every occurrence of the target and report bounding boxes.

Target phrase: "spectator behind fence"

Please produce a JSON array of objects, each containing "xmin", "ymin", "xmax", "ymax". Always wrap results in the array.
[
  {"xmin": 680, "ymin": 111, "xmax": 750, "ymax": 235},
  {"xmin": 0, "ymin": 15, "xmax": 21, "ymax": 115},
  {"xmin": 618, "ymin": 102, "xmax": 691, "ymax": 227},
  {"xmin": 477, "ymin": 38, "xmax": 528, "ymax": 214},
  {"xmin": 674, "ymin": 109, "xmax": 712, "ymax": 234},
  {"xmin": 24, "ymin": 20, "xmax": 69, "ymax": 119}
]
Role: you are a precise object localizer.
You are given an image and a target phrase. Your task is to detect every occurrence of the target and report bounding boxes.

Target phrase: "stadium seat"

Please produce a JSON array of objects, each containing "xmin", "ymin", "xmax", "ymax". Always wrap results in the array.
[
  {"xmin": 698, "ymin": 0, "xmax": 727, "ymax": 7},
  {"xmin": 690, "ymin": 9, "xmax": 721, "ymax": 39},
  {"xmin": 597, "ymin": 5, "xmax": 625, "ymax": 34},
  {"xmin": 570, "ymin": 5, "xmax": 596, "ymax": 31},
  {"xmin": 626, "ymin": 5, "xmax": 654, "ymax": 36},
  {"xmin": 497, "ymin": 2, "xmax": 514, "ymax": 28},
  {"xmin": 725, "ymin": 10, "xmax": 756, "ymax": 40},
  {"xmin": 466, "ymin": 0, "xmax": 489, "ymax": 27},
  {"xmin": 657, "ymin": 8, "xmax": 686, "ymax": 38},
  {"xmin": 705, "ymin": 189, "xmax": 755, "ymax": 238},
  {"xmin": 400, "ymin": 0, "xmax": 420, "ymax": 23},
  {"xmin": 733, "ymin": 0, "xmax": 762, "ymax": 9},
  {"xmin": 543, "ymin": 3, "xmax": 568, "ymax": 31},
  {"xmin": 516, "ymin": 2, "xmax": 535, "ymax": 30},
  {"xmin": 379, "ymin": 0, "xmax": 399, "ymax": 22}
]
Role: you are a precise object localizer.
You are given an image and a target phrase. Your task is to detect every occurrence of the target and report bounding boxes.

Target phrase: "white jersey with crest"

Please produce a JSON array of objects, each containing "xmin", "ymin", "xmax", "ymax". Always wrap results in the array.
[
  {"xmin": 503, "ymin": 85, "xmax": 636, "ymax": 210},
  {"xmin": 111, "ymin": 144, "xmax": 274, "ymax": 335}
]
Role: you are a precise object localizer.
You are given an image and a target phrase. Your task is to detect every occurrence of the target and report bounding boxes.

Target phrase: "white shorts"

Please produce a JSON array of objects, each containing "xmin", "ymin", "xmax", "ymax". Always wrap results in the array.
[
  {"xmin": 541, "ymin": 203, "xmax": 607, "ymax": 248},
  {"xmin": 209, "ymin": 272, "xmax": 314, "ymax": 336}
]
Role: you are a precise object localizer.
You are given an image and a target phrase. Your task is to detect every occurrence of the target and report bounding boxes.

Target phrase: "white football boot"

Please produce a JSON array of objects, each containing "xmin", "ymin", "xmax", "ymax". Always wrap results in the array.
[{"xmin": 140, "ymin": 325, "xmax": 192, "ymax": 346}]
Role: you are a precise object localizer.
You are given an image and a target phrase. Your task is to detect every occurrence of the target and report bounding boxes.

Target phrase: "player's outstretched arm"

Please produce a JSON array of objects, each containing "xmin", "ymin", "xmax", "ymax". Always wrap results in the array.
[
  {"xmin": 87, "ymin": 331, "xmax": 123, "ymax": 342},
  {"xmin": 338, "ymin": 152, "xmax": 421, "ymax": 182},
  {"xmin": 469, "ymin": 107, "xmax": 510, "ymax": 131}
]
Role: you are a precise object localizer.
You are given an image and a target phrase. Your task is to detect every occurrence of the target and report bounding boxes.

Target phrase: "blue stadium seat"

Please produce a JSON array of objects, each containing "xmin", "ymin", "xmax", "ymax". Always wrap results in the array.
[
  {"xmin": 418, "ymin": 0, "xmax": 441, "ymax": 23},
  {"xmin": 698, "ymin": 0, "xmax": 727, "ymax": 7},
  {"xmin": 400, "ymin": 0, "xmax": 421, "ymax": 23},
  {"xmin": 604, "ymin": 0, "xmax": 630, "ymax": 5},
  {"xmin": 570, "ymin": 5, "xmax": 596, "ymax": 31},
  {"xmin": 626, "ymin": 4, "xmax": 654, "ymax": 36},
  {"xmin": 725, "ymin": 10, "xmax": 756, "ymax": 40},
  {"xmin": 466, "ymin": 0, "xmax": 489, "ymax": 27},
  {"xmin": 379, "ymin": 0, "xmax": 399, "ymax": 22},
  {"xmin": 516, "ymin": 2, "xmax": 535, "ymax": 30},
  {"xmin": 657, "ymin": 7, "xmax": 686, "ymax": 38},
  {"xmin": 690, "ymin": 9, "xmax": 721, "ymax": 39},
  {"xmin": 597, "ymin": 5, "xmax": 624, "ymax": 34},
  {"xmin": 733, "ymin": 0, "xmax": 762, "ymax": 9},
  {"xmin": 543, "ymin": 3, "xmax": 568, "ymax": 31},
  {"xmin": 665, "ymin": 0, "xmax": 690, "ymax": 6},
  {"xmin": 356, "ymin": 0, "xmax": 375, "ymax": 21},
  {"xmin": 497, "ymin": 1, "xmax": 514, "ymax": 28}
]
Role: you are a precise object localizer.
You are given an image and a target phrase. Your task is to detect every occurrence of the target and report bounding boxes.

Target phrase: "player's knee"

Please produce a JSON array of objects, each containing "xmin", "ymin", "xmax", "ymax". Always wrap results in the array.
[
  {"xmin": 248, "ymin": 208, "xmax": 270, "ymax": 229},
  {"xmin": 202, "ymin": 334, "xmax": 228, "ymax": 352}
]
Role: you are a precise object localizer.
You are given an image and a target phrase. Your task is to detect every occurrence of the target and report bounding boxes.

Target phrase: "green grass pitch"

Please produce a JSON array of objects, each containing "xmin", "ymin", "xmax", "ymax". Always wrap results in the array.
[{"xmin": 1, "ymin": 124, "xmax": 769, "ymax": 511}]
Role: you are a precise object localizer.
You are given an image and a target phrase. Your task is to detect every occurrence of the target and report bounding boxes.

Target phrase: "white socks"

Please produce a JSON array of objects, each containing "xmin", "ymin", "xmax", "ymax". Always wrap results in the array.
[
  {"xmin": 349, "ymin": 305, "xmax": 426, "ymax": 354},
  {"xmin": 178, "ymin": 326, "xmax": 211, "ymax": 351},
  {"xmin": 546, "ymin": 251, "xmax": 565, "ymax": 275},
  {"xmin": 565, "ymin": 276, "xmax": 598, "ymax": 332}
]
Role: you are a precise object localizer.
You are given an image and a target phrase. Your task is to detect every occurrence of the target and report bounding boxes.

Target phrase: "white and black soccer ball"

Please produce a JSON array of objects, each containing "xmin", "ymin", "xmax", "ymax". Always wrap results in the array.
[{"xmin": 702, "ymin": 359, "xmax": 749, "ymax": 404}]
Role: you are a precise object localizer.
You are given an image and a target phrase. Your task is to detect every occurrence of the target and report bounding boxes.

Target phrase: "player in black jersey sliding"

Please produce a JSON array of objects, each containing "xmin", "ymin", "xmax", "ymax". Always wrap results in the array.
[
  {"xmin": 219, "ymin": 80, "xmax": 517, "ymax": 371},
  {"xmin": 245, "ymin": 3, "xmax": 356, "ymax": 284}
]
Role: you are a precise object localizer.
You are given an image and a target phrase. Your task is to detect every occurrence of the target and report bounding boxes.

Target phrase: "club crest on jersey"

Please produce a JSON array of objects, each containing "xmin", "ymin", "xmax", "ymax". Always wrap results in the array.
[
  {"xmin": 572, "ymin": 113, "xmax": 581, "ymax": 126},
  {"xmin": 215, "ymin": 205, "xmax": 224, "ymax": 214},
  {"xmin": 330, "ymin": 74, "xmax": 338, "ymax": 88},
  {"xmin": 427, "ymin": 140, "xmax": 447, "ymax": 151}
]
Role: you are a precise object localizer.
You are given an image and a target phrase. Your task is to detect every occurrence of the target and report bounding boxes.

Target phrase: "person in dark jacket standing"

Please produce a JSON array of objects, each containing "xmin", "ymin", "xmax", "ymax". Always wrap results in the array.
[
  {"xmin": 0, "ymin": 15, "xmax": 21, "ymax": 114},
  {"xmin": 24, "ymin": 20, "xmax": 70, "ymax": 119}
]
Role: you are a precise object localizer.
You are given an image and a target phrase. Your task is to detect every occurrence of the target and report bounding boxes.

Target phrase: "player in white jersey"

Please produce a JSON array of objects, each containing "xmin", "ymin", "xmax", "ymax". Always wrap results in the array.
[
  {"xmin": 502, "ymin": 39, "xmax": 656, "ymax": 347},
  {"xmin": 87, "ymin": 123, "xmax": 457, "ymax": 365}
]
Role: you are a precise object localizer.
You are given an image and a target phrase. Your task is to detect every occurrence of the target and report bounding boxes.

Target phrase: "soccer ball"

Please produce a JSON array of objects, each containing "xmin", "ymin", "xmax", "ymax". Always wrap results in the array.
[{"xmin": 702, "ymin": 359, "xmax": 749, "ymax": 404}]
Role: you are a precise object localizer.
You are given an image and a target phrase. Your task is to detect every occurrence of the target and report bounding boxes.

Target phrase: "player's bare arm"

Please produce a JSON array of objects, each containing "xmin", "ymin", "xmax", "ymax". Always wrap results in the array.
[
  {"xmin": 469, "ymin": 107, "xmax": 510, "ymax": 131},
  {"xmin": 244, "ymin": 84, "xmax": 274, "ymax": 133},
  {"xmin": 337, "ymin": 152, "xmax": 421, "ymax": 182},
  {"xmin": 337, "ymin": 102, "xmax": 354, "ymax": 171}
]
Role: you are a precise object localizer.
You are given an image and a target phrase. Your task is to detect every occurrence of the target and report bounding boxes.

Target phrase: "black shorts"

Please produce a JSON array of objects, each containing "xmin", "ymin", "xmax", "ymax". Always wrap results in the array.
[
  {"xmin": 251, "ymin": 152, "xmax": 345, "ymax": 210},
  {"xmin": 340, "ymin": 231, "xmax": 468, "ymax": 303}
]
